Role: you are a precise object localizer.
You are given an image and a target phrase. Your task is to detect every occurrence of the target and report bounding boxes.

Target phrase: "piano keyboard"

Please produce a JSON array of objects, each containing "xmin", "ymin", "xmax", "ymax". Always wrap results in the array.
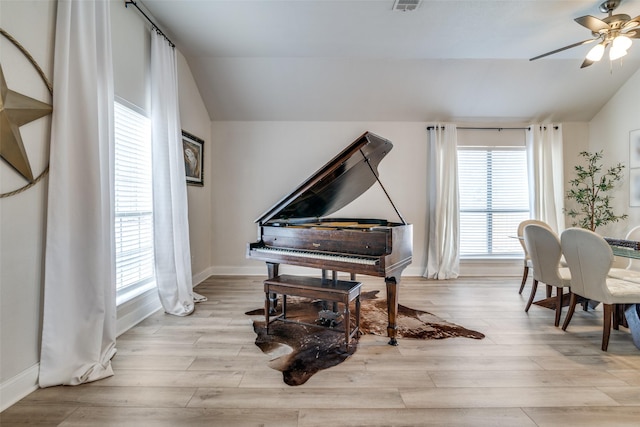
[{"xmin": 254, "ymin": 247, "xmax": 378, "ymax": 265}]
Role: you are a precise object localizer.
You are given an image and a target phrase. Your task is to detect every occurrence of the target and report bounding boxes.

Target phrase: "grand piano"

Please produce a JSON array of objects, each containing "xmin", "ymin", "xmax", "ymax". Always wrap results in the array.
[{"xmin": 247, "ymin": 131, "xmax": 412, "ymax": 345}]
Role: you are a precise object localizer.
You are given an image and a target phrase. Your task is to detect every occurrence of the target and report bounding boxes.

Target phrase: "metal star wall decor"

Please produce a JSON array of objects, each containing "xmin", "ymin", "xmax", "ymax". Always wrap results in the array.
[{"xmin": 0, "ymin": 63, "xmax": 52, "ymax": 183}]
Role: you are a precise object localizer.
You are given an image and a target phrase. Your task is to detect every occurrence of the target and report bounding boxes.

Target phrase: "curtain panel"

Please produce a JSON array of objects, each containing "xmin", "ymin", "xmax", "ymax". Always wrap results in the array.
[
  {"xmin": 424, "ymin": 124, "xmax": 460, "ymax": 279},
  {"xmin": 527, "ymin": 124, "xmax": 565, "ymax": 232},
  {"xmin": 39, "ymin": 0, "xmax": 116, "ymax": 387},
  {"xmin": 150, "ymin": 31, "xmax": 195, "ymax": 316}
]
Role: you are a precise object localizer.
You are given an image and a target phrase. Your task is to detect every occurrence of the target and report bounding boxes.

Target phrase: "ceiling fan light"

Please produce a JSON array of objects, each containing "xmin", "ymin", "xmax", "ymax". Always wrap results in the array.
[
  {"xmin": 609, "ymin": 46, "xmax": 628, "ymax": 60},
  {"xmin": 612, "ymin": 35, "xmax": 633, "ymax": 51},
  {"xmin": 586, "ymin": 43, "xmax": 605, "ymax": 61}
]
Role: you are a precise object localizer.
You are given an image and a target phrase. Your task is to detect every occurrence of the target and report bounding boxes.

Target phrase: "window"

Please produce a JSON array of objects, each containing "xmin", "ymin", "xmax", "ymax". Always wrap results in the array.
[
  {"xmin": 114, "ymin": 100, "xmax": 154, "ymax": 304},
  {"xmin": 458, "ymin": 146, "xmax": 530, "ymax": 257}
]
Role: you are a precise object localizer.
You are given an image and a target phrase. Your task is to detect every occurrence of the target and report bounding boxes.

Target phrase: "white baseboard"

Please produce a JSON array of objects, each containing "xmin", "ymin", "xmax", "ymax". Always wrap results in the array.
[
  {"xmin": 1, "ymin": 291, "xmax": 164, "ymax": 411},
  {"xmin": 459, "ymin": 259, "xmax": 521, "ymax": 277},
  {"xmin": 0, "ymin": 363, "xmax": 39, "ymax": 412},
  {"xmin": 115, "ymin": 269, "xmax": 212, "ymax": 338},
  {"xmin": 192, "ymin": 267, "xmax": 215, "ymax": 287},
  {"xmin": 116, "ymin": 288, "xmax": 163, "ymax": 337}
]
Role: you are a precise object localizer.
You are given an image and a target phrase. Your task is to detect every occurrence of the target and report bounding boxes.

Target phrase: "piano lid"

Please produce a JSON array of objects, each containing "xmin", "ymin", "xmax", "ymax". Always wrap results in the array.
[{"xmin": 256, "ymin": 131, "xmax": 393, "ymax": 225}]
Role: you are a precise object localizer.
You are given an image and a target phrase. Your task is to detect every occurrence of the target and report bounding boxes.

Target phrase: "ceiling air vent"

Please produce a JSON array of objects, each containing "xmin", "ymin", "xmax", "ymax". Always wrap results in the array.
[{"xmin": 392, "ymin": 0, "xmax": 421, "ymax": 12}]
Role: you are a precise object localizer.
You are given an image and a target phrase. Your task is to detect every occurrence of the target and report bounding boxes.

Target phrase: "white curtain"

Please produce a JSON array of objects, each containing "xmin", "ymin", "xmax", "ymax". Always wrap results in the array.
[
  {"xmin": 527, "ymin": 124, "xmax": 565, "ymax": 232},
  {"xmin": 39, "ymin": 0, "xmax": 116, "ymax": 387},
  {"xmin": 424, "ymin": 124, "xmax": 460, "ymax": 279},
  {"xmin": 150, "ymin": 30, "xmax": 196, "ymax": 316}
]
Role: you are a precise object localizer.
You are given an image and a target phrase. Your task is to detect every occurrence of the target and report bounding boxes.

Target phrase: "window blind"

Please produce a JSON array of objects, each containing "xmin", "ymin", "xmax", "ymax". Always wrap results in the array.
[
  {"xmin": 114, "ymin": 101, "xmax": 154, "ymax": 301},
  {"xmin": 458, "ymin": 147, "xmax": 530, "ymax": 257}
]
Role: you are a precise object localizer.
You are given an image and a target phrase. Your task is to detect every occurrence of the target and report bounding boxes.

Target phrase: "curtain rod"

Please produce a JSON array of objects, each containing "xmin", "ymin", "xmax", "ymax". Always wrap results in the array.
[
  {"xmin": 125, "ymin": 0, "xmax": 175, "ymax": 48},
  {"xmin": 426, "ymin": 126, "xmax": 558, "ymax": 131}
]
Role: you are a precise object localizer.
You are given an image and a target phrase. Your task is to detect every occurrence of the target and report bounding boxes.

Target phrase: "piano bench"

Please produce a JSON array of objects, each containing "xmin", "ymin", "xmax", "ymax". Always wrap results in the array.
[{"xmin": 263, "ymin": 274, "xmax": 361, "ymax": 349}]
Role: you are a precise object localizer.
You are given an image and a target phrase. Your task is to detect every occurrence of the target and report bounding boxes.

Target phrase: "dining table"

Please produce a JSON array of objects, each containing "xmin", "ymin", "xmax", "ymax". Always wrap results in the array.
[
  {"xmin": 605, "ymin": 239, "xmax": 640, "ymax": 350},
  {"xmin": 611, "ymin": 245, "xmax": 640, "ymax": 259},
  {"xmin": 513, "ymin": 233, "xmax": 640, "ymax": 350}
]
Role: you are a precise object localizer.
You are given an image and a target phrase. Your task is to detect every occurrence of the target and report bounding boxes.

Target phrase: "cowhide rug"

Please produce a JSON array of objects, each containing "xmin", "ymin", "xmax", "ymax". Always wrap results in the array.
[{"xmin": 245, "ymin": 290, "xmax": 485, "ymax": 386}]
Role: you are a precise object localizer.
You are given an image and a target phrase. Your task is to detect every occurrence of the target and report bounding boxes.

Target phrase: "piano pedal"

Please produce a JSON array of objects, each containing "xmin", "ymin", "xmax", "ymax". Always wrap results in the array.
[{"xmin": 317, "ymin": 310, "xmax": 342, "ymax": 328}]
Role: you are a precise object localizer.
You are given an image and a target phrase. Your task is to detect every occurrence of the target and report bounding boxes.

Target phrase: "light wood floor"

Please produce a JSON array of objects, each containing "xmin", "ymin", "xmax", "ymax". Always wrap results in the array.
[{"xmin": 3, "ymin": 275, "xmax": 640, "ymax": 426}]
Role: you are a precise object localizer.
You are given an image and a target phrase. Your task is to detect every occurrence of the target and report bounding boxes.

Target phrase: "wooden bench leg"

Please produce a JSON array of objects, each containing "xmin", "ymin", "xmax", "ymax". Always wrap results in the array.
[
  {"xmin": 344, "ymin": 300, "xmax": 351, "ymax": 349},
  {"xmin": 345, "ymin": 295, "xmax": 362, "ymax": 349},
  {"xmin": 263, "ymin": 275, "xmax": 361, "ymax": 349},
  {"xmin": 355, "ymin": 295, "xmax": 360, "ymax": 338},
  {"xmin": 265, "ymin": 289, "xmax": 270, "ymax": 334}
]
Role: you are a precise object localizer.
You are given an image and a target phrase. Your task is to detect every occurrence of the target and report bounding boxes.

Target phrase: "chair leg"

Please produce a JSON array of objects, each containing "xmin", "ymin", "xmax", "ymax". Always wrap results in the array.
[
  {"xmin": 554, "ymin": 288, "xmax": 564, "ymax": 327},
  {"xmin": 613, "ymin": 304, "xmax": 622, "ymax": 330},
  {"xmin": 562, "ymin": 293, "xmax": 579, "ymax": 331},
  {"xmin": 602, "ymin": 304, "xmax": 613, "ymax": 351},
  {"xmin": 525, "ymin": 279, "xmax": 538, "ymax": 312},
  {"xmin": 546, "ymin": 284, "xmax": 552, "ymax": 298},
  {"xmin": 519, "ymin": 266, "xmax": 529, "ymax": 294}
]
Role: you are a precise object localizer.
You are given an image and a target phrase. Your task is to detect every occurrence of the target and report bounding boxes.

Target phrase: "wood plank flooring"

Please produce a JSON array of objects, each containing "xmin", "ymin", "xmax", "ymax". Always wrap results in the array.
[{"xmin": 2, "ymin": 275, "xmax": 640, "ymax": 426}]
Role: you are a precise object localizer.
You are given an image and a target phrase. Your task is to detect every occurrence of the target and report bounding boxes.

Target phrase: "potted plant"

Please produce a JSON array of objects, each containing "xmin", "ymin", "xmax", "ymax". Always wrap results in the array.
[{"xmin": 565, "ymin": 150, "xmax": 628, "ymax": 231}]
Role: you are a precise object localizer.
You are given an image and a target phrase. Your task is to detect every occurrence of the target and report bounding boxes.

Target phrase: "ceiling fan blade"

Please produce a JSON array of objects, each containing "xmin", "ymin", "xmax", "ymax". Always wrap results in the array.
[
  {"xmin": 575, "ymin": 15, "xmax": 610, "ymax": 32},
  {"xmin": 529, "ymin": 38, "xmax": 600, "ymax": 61},
  {"xmin": 622, "ymin": 15, "xmax": 640, "ymax": 30}
]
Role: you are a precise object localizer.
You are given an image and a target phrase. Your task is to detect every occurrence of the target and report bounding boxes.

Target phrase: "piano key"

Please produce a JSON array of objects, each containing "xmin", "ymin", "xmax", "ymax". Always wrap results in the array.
[{"xmin": 253, "ymin": 247, "xmax": 378, "ymax": 265}]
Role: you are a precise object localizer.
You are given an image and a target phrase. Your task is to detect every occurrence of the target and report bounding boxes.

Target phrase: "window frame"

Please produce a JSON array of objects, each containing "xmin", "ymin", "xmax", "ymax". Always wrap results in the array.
[
  {"xmin": 457, "ymin": 144, "xmax": 531, "ymax": 259},
  {"xmin": 114, "ymin": 98, "xmax": 155, "ymax": 306}
]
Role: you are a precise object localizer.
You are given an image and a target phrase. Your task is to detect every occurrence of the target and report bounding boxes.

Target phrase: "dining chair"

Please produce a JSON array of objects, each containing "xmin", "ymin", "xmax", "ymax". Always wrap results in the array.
[
  {"xmin": 560, "ymin": 227, "xmax": 640, "ymax": 351},
  {"xmin": 523, "ymin": 224, "xmax": 572, "ymax": 326},
  {"xmin": 517, "ymin": 219, "xmax": 553, "ymax": 295},
  {"xmin": 608, "ymin": 225, "xmax": 640, "ymax": 284}
]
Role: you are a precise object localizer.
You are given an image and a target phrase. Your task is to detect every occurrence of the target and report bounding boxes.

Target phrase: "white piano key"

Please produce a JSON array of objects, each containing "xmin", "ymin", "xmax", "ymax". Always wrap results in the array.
[{"xmin": 254, "ymin": 247, "xmax": 378, "ymax": 265}]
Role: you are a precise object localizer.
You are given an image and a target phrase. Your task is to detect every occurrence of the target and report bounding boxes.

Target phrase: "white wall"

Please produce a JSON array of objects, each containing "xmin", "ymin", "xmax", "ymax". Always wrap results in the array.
[
  {"xmin": 210, "ymin": 122, "xmax": 427, "ymax": 276},
  {"xmin": 209, "ymin": 121, "xmax": 592, "ymax": 277},
  {"xmin": 1, "ymin": 0, "xmax": 212, "ymax": 411},
  {"xmin": 0, "ymin": 0, "xmax": 56, "ymax": 408},
  {"xmin": 177, "ymin": 51, "xmax": 213, "ymax": 283},
  {"xmin": 588, "ymin": 69, "xmax": 640, "ymax": 238},
  {"xmin": 561, "ymin": 122, "xmax": 590, "ymax": 229}
]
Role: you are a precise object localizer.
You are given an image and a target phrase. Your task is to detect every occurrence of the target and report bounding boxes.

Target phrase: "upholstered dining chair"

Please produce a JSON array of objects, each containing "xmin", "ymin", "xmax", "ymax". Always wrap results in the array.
[
  {"xmin": 560, "ymin": 228, "xmax": 640, "ymax": 351},
  {"xmin": 517, "ymin": 219, "xmax": 553, "ymax": 295},
  {"xmin": 608, "ymin": 225, "xmax": 640, "ymax": 284},
  {"xmin": 523, "ymin": 224, "xmax": 572, "ymax": 326}
]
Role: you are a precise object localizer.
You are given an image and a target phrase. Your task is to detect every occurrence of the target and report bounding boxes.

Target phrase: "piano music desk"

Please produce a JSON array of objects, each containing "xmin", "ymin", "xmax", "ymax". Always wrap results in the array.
[{"xmin": 263, "ymin": 274, "xmax": 361, "ymax": 349}]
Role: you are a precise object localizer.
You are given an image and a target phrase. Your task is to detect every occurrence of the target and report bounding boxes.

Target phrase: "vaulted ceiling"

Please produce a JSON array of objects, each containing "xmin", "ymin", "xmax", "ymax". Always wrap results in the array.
[{"xmin": 141, "ymin": 0, "xmax": 640, "ymax": 122}]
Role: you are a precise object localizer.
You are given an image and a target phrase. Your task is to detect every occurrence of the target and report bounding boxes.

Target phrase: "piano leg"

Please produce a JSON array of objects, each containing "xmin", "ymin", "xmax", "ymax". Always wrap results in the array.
[
  {"xmin": 318, "ymin": 270, "xmax": 340, "ymax": 326},
  {"xmin": 321, "ymin": 270, "xmax": 329, "ymax": 312},
  {"xmin": 385, "ymin": 276, "xmax": 399, "ymax": 346},
  {"xmin": 266, "ymin": 262, "xmax": 279, "ymax": 315}
]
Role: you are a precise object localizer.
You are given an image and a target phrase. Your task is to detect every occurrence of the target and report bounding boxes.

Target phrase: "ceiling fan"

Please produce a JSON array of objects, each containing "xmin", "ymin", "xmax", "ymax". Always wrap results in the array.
[{"xmin": 530, "ymin": 0, "xmax": 640, "ymax": 68}]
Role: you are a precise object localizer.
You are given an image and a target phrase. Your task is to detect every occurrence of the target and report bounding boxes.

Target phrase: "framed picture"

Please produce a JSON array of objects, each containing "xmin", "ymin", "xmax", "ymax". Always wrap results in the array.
[
  {"xmin": 631, "ymin": 168, "xmax": 640, "ymax": 207},
  {"xmin": 182, "ymin": 130, "xmax": 204, "ymax": 186},
  {"xmin": 630, "ymin": 129, "xmax": 640, "ymax": 169}
]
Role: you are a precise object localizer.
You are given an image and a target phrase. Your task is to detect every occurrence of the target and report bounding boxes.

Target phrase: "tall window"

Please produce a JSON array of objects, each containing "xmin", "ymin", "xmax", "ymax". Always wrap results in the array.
[
  {"xmin": 458, "ymin": 146, "xmax": 530, "ymax": 257},
  {"xmin": 114, "ymin": 100, "xmax": 154, "ymax": 304}
]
